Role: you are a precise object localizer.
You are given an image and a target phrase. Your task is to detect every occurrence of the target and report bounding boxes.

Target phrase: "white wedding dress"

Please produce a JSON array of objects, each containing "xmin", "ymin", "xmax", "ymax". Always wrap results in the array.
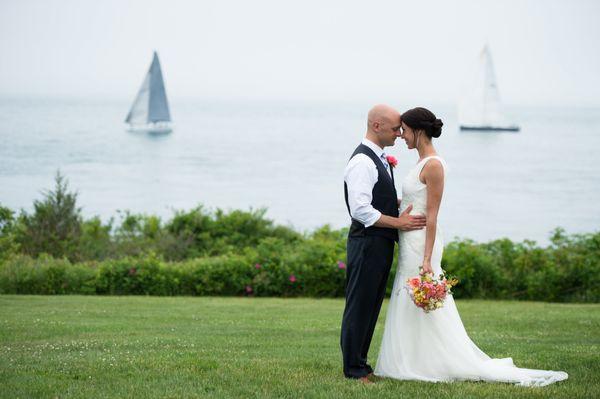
[{"xmin": 374, "ymin": 156, "xmax": 568, "ymax": 387}]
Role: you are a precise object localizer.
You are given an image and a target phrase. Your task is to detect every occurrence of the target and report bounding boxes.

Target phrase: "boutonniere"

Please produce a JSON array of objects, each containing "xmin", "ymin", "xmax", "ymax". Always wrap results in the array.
[{"xmin": 386, "ymin": 155, "xmax": 398, "ymax": 168}]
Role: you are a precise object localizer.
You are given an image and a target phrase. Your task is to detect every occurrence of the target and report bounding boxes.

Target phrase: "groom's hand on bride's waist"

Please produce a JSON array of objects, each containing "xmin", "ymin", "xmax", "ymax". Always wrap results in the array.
[
  {"xmin": 397, "ymin": 205, "xmax": 427, "ymax": 231},
  {"xmin": 373, "ymin": 204, "xmax": 426, "ymax": 231}
]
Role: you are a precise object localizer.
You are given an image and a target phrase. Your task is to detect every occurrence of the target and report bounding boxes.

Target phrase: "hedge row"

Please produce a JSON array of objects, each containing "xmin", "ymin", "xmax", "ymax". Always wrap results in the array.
[
  {"xmin": 1, "ymin": 229, "xmax": 599, "ymax": 302},
  {"xmin": 1, "ymin": 173, "xmax": 598, "ymax": 301},
  {"xmin": 440, "ymin": 230, "xmax": 600, "ymax": 302},
  {"xmin": 0, "ymin": 236, "xmax": 347, "ymax": 298}
]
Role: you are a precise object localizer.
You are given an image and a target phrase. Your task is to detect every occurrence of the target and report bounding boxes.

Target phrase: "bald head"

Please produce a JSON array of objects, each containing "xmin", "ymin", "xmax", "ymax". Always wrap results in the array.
[
  {"xmin": 367, "ymin": 104, "xmax": 400, "ymax": 131},
  {"xmin": 365, "ymin": 104, "xmax": 401, "ymax": 148}
]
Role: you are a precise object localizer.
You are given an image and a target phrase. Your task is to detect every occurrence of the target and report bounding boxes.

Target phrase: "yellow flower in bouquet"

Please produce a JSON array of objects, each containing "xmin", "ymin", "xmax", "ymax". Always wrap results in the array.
[{"xmin": 404, "ymin": 267, "xmax": 459, "ymax": 313}]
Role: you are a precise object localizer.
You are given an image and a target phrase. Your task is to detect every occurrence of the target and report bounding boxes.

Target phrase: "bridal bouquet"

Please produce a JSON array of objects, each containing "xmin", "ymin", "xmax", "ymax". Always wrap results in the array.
[{"xmin": 405, "ymin": 268, "xmax": 459, "ymax": 313}]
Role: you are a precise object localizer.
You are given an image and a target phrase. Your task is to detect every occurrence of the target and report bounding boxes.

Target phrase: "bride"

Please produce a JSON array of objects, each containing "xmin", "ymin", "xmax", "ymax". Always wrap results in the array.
[{"xmin": 374, "ymin": 107, "xmax": 568, "ymax": 387}]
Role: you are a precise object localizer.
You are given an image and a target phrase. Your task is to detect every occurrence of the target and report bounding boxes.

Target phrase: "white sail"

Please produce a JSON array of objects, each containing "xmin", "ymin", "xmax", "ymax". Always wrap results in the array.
[
  {"xmin": 459, "ymin": 45, "xmax": 518, "ymax": 131},
  {"xmin": 125, "ymin": 51, "xmax": 171, "ymax": 129},
  {"xmin": 125, "ymin": 71, "xmax": 151, "ymax": 124}
]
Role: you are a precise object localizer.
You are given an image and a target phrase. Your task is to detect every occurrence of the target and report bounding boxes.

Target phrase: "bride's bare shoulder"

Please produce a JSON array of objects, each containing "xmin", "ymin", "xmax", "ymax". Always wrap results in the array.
[{"xmin": 419, "ymin": 157, "xmax": 445, "ymax": 184}]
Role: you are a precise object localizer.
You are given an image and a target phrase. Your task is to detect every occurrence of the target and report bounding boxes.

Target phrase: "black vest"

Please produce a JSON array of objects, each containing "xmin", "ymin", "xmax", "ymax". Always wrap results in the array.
[{"xmin": 344, "ymin": 144, "xmax": 399, "ymax": 241}]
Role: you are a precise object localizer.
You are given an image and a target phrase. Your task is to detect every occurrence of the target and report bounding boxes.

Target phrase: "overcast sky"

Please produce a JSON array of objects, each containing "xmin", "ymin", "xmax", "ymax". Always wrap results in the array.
[{"xmin": 1, "ymin": 0, "xmax": 599, "ymax": 106}]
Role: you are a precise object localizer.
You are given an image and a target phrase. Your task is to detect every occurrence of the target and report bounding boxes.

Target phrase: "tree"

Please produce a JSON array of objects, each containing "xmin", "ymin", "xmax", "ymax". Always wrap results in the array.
[
  {"xmin": 0, "ymin": 204, "xmax": 19, "ymax": 260},
  {"xmin": 17, "ymin": 170, "xmax": 82, "ymax": 260}
]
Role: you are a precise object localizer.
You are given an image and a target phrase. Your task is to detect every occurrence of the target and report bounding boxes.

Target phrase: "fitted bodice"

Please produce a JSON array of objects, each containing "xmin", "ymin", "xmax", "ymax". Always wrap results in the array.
[
  {"xmin": 396, "ymin": 155, "xmax": 447, "ymax": 279},
  {"xmin": 399, "ymin": 155, "xmax": 446, "ymax": 217}
]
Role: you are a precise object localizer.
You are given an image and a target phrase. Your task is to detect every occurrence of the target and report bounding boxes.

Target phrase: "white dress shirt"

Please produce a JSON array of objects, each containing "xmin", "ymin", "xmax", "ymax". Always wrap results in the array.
[{"xmin": 344, "ymin": 138, "xmax": 394, "ymax": 228}]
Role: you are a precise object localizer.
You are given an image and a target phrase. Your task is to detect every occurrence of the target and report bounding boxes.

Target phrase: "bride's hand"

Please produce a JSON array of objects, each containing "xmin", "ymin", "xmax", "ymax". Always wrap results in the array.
[{"xmin": 421, "ymin": 260, "xmax": 433, "ymax": 275}]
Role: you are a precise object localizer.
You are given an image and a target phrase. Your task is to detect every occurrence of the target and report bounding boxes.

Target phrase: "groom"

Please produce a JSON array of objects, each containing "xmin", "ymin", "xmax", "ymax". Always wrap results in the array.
[{"xmin": 341, "ymin": 104, "xmax": 426, "ymax": 382}]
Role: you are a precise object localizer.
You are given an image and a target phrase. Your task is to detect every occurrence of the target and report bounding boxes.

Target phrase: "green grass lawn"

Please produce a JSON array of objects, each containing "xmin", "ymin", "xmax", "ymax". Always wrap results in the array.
[{"xmin": 0, "ymin": 296, "xmax": 598, "ymax": 398}]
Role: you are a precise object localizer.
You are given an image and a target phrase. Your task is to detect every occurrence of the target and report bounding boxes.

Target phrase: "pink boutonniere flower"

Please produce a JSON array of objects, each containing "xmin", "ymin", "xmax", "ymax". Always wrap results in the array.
[{"xmin": 386, "ymin": 155, "xmax": 398, "ymax": 168}]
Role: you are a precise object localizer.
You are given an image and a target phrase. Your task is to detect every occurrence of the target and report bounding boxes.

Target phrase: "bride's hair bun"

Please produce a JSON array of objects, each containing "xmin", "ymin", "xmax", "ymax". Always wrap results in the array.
[
  {"xmin": 401, "ymin": 107, "xmax": 443, "ymax": 139},
  {"xmin": 430, "ymin": 119, "xmax": 443, "ymax": 138}
]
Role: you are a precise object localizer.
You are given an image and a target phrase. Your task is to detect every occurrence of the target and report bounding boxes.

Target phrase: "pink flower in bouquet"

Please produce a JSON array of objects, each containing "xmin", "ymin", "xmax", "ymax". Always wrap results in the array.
[
  {"xmin": 386, "ymin": 155, "xmax": 398, "ymax": 168},
  {"xmin": 289, "ymin": 274, "xmax": 297, "ymax": 283},
  {"xmin": 337, "ymin": 261, "xmax": 346, "ymax": 270},
  {"xmin": 405, "ymin": 267, "xmax": 459, "ymax": 313},
  {"xmin": 436, "ymin": 284, "xmax": 446, "ymax": 297}
]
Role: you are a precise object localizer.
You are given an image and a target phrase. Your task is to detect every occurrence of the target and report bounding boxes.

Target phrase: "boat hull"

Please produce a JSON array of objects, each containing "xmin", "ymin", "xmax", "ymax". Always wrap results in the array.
[
  {"xmin": 459, "ymin": 125, "xmax": 520, "ymax": 132},
  {"xmin": 127, "ymin": 123, "xmax": 173, "ymax": 135}
]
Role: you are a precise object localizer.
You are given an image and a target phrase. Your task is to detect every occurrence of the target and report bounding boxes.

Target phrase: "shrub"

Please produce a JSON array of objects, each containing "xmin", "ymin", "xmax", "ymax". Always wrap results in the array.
[
  {"xmin": 185, "ymin": 255, "xmax": 254, "ymax": 296},
  {"xmin": 78, "ymin": 216, "xmax": 114, "ymax": 260},
  {"xmin": 0, "ymin": 254, "xmax": 96, "ymax": 295},
  {"xmin": 0, "ymin": 204, "xmax": 19, "ymax": 261},
  {"xmin": 96, "ymin": 253, "xmax": 180, "ymax": 296},
  {"xmin": 442, "ymin": 239, "xmax": 500, "ymax": 299}
]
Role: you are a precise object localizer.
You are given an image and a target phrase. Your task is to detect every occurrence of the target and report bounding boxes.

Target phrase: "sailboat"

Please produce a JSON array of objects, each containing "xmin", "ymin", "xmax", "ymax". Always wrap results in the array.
[
  {"xmin": 125, "ymin": 51, "xmax": 172, "ymax": 134},
  {"xmin": 458, "ymin": 45, "xmax": 519, "ymax": 132}
]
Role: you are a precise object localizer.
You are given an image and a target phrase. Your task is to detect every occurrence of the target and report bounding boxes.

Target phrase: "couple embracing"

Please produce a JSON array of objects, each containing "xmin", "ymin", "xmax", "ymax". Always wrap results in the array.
[{"xmin": 340, "ymin": 105, "xmax": 568, "ymax": 387}]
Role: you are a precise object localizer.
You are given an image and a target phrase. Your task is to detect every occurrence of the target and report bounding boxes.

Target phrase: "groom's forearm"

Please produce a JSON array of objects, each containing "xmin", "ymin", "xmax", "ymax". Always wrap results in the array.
[
  {"xmin": 374, "ymin": 209, "xmax": 427, "ymax": 231},
  {"xmin": 373, "ymin": 214, "xmax": 401, "ymax": 229}
]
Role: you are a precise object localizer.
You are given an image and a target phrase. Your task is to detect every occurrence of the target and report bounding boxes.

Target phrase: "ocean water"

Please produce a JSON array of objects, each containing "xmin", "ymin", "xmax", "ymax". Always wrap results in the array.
[{"xmin": 1, "ymin": 97, "xmax": 599, "ymax": 244}]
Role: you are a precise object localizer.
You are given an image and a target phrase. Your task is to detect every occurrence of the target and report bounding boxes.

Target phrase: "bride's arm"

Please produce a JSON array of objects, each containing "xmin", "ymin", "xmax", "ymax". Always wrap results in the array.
[{"xmin": 421, "ymin": 160, "xmax": 444, "ymax": 273}]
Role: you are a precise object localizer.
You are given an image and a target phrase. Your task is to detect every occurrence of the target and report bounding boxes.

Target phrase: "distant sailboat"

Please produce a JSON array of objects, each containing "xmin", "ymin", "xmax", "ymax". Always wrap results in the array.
[
  {"xmin": 458, "ymin": 45, "xmax": 519, "ymax": 132},
  {"xmin": 125, "ymin": 51, "xmax": 172, "ymax": 134}
]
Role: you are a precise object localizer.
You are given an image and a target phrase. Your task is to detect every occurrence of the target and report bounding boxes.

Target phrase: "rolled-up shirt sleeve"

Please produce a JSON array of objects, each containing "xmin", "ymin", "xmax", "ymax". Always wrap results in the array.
[{"xmin": 344, "ymin": 154, "xmax": 382, "ymax": 227}]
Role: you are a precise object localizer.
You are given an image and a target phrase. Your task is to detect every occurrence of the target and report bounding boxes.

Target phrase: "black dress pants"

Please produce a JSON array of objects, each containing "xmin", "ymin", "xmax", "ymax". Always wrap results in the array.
[{"xmin": 340, "ymin": 234, "xmax": 395, "ymax": 379}]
